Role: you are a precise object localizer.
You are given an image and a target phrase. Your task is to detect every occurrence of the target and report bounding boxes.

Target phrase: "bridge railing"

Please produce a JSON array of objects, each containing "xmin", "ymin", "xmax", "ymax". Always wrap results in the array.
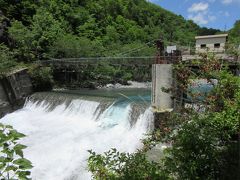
[
  {"xmin": 41, "ymin": 56, "xmax": 158, "ymax": 66},
  {"xmin": 40, "ymin": 51, "xmax": 239, "ymax": 67}
]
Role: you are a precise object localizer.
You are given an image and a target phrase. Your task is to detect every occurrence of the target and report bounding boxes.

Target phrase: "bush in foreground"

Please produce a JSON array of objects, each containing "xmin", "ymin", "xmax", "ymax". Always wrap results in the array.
[
  {"xmin": 88, "ymin": 149, "xmax": 168, "ymax": 179},
  {"xmin": 0, "ymin": 123, "xmax": 33, "ymax": 180}
]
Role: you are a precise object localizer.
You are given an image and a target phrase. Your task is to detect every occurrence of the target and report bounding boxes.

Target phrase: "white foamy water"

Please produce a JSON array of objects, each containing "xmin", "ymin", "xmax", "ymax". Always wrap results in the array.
[{"xmin": 0, "ymin": 98, "xmax": 153, "ymax": 180}]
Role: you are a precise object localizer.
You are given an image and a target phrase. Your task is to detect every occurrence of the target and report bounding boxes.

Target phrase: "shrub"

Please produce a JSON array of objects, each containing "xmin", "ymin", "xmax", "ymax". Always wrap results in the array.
[
  {"xmin": 0, "ymin": 123, "xmax": 33, "ymax": 180},
  {"xmin": 122, "ymin": 72, "xmax": 133, "ymax": 82},
  {"xmin": 164, "ymin": 114, "xmax": 226, "ymax": 179},
  {"xmin": 164, "ymin": 101, "xmax": 239, "ymax": 179},
  {"xmin": 0, "ymin": 44, "xmax": 17, "ymax": 77},
  {"xmin": 28, "ymin": 64, "xmax": 54, "ymax": 91},
  {"xmin": 88, "ymin": 149, "xmax": 168, "ymax": 179},
  {"xmin": 164, "ymin": 55, "xmax": 240, "ymax": 180}
]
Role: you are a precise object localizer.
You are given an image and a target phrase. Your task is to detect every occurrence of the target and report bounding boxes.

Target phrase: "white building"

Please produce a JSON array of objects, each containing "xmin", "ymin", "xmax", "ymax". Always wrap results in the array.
[{"xmin": 195, "ymin": 34, "xmax": 228, "ymax": 53}]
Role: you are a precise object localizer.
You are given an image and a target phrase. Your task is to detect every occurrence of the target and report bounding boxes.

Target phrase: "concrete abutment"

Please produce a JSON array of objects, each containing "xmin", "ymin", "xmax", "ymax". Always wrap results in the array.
[{"xmin": 0, "ymin": 68, "xmax": 32, "ymax": 118}]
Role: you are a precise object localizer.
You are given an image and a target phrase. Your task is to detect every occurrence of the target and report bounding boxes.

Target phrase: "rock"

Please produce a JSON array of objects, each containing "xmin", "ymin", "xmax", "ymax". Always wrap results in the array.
[
  {"xmin": 106, "ymin": 84, "xmax": 114, "ymax": 89},
  {"xmin": 0, "ymin": 100, "xmax": 11, "ymax": 118},
  {"xmin": 114, "ymin": 83, "xmax": 122, "ymax": 88},
  {"xmin": 146, "ymin": 143, "xmax": 170, "ymax": 163},
  {"xmin": 0, "ymin": 11, "xmax": 10, "ymax": 44}
]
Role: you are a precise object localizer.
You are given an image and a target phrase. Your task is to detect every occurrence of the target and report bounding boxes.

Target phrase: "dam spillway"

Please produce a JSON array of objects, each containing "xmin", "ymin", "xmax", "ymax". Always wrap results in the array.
[{"xmin": 0, "ymin": 90, "xmax": 153, "ymax": 180}]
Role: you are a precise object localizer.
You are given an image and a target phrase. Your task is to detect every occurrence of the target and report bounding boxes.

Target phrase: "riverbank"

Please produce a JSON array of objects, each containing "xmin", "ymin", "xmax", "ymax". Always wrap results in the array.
[{"xmin": 100, "ymin": 81, "xmax": 151, "ymax": 89}]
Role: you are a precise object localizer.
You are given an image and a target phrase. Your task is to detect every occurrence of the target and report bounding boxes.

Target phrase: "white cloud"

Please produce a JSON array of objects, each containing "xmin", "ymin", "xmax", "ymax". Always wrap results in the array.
[
  {"xmin": 188, "ymin": 2, "xmax": 209, "ymax": 13},
  {"xmin": 188, "ymin": 0, "xmax": 217, "ymax": 25},
  {"xmin": 188, "ymin": 13, "xmax": 209, "ymax": 25},
  {"xmin": 222, "ymin": 0, "xmax": 233, "ymax": 4},
  {"xmin": 187, "ymin": 2, "xmax": 217, "ymax": 25},
  {"xmin": 188, "ymin": 13, "xmax": 216, "ymax": 25}
]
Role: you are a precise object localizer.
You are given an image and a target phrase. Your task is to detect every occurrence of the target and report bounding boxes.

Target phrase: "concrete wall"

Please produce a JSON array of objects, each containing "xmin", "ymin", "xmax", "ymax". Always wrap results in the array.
[
  {"xmin": 6, "ymin": 69, "xmax": 32, "ymax": 102},
  {"xmin": 196, "ymin": 37, "xmax": 227, "ymax": 53},
  {"xmin": 0, "ymin": 68, "xmax": 32, "ymax": 118},
  {"xmin": 0, "ymin": 83, "xmax": 8, "ymax": 101},
  {"xmin": 0, "ymin": 82, "xmax": 11, "ymax": 118},
  {"xmin": 152, "ymin": 64, "xmax": 173, "ymax": 112}
]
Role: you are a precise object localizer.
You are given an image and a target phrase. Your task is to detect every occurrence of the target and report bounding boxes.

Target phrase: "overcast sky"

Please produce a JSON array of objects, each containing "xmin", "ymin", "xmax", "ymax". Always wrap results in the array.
[{"xmin": 148, "ymin": 0, "xmax": 240, "ymax": 30}]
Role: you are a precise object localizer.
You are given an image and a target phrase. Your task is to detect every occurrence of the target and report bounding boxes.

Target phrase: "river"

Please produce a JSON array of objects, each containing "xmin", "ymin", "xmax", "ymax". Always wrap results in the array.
[{"xmin": 0, "ymin": 88, "xmax": 153, "ymax": 180}]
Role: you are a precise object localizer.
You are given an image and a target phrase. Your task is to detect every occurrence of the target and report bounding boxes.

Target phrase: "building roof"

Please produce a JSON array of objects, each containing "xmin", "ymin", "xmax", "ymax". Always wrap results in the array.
[{"xmin": 195, "ymin": 34, "xmax": 228, "ymax": 39}]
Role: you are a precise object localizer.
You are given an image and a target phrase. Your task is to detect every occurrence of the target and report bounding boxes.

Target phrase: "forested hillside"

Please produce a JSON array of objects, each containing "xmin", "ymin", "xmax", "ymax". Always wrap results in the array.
[{"xmin": 0, "ymin": 0, "xmax": 222, "ymax": 61}]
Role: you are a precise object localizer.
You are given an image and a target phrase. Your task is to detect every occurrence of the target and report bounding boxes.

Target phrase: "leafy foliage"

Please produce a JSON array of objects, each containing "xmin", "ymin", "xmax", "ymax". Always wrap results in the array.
[
  {"xmin": 0, "ymin": 44, "xmax": 17, "ymax": 77},
  {"xmin": 164, "ymin": 114, "xmax": 227, "ymax": 179},
  {"xmin": 164, "ymin": 94, "xmax": 239, "ymax": 179},
  {"xmin": 229, "ymin": 20, "xmax": 240, "ymax": 45},
  {"xmin": 28, "ymin": 64, "xmax": 54, "ymax": 91},
  {"xmin": 9, "ymin": 9, "xmax": 66, "ymax": 61},
  {"xmin": 48, "ymin": 34, "xmax": 104, "ymax": 58},
  {"xmin": 88, "ymin": 149, "xmax": 168, "ymax": 179},
  {"xmin": 0, "ymin": 123, "xmax": 33, "ymax": 180},
  {"xmin": 163, "ymin": 53, "xmax": 240, "ymax": 180}
]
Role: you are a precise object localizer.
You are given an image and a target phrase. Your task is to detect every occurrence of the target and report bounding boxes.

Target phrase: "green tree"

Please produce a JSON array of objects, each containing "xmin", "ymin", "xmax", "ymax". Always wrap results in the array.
[
  {"xmin": 0, "ymin": 0, "xmax": 37, "ymax": 25},
  {"xmin": 8, "ymin": 20, "xmax": 35, "ymax": 61},
  {"xmin": 49, "ymin": 34, "xmax": 104, "ymax": 58},
  {"xmin": 28, "ymin": 64, "xmax": 54, "ymax": 91},
  {"xmin": 9, "ymin": 9, "xmax": 66, "ymax": 61},
  {"xmin": 0, "ymin": 43, "xmax": 17, "ymax": 77},
  {"xmin": 229, "ymin": 20, "xmax": 240, "ymax": 45}
]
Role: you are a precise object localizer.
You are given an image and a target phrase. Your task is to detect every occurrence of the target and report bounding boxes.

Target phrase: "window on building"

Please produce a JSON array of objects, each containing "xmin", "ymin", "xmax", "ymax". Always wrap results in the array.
[
  {"xmin": 200, "ymin": 44, "xmax": 206, "ymax": 49},
  {"xmin": 214, "ymin": 43, "xmax": 220, "ymax": 48}
]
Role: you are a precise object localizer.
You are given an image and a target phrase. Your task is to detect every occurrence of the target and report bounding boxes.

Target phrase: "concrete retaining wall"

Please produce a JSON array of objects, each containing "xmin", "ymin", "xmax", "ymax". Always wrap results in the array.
[
  {"xmin": 0, "ymin": 68, "xmax": 32, "ymax": 118},
  {"xmin": 0, "ymin": 83, "xmax": 8, "ymax": 101}
]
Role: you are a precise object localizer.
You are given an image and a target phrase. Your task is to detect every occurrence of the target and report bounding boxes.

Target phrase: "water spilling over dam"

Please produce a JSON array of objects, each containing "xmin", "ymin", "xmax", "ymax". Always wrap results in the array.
[{"xmin": 0, "ymin": 90, "xmax": 153, "ymax": 180}]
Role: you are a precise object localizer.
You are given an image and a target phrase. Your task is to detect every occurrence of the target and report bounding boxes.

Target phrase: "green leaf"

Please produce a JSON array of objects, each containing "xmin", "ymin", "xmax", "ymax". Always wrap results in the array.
[
  {"xmin": 17, "ymin": 170, "xmax": 31, "ymax": 180},
  {"xmin": 0, "ymin": 162, "xmax": 6, "ymax": 170},
  {"xmin": 9, "ymin": 130, "xmax": 26, "ymax": 139},
  {"xmin": 13, "ymin": 158, "xmax": 33, "ymax": 170},
  {"xmin": 14, "ymin": 144, "xmax": 28, "ymax": 150},
  {"xmin": 15, "ymin": 149, "xmax": 24, "ymax": 158},
  {"xmin": 5, "ymin": 165, "xmax": 18, "ymax": 172},
  {"xmin": 5, "ymin": 125, "xmax": 13, "ymax": 129},
  {"xmin": 14, "ymin": 144, "xmax": 27, "ymax": 158}
]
